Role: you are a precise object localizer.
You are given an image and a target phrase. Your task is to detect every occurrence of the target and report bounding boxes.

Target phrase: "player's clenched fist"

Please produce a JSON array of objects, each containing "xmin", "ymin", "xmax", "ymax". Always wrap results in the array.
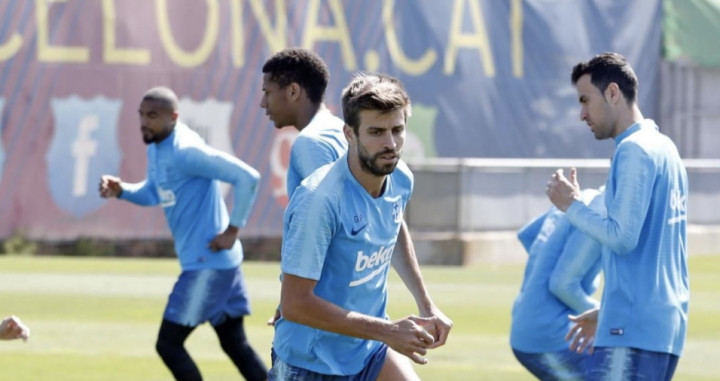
[
  {"xmin": 99, "ymin": 175, "xmax": 123, "ymax": 198},
  {"xmin": 0, "ymin": 315, "xmax": 30, "ymax": 342}
]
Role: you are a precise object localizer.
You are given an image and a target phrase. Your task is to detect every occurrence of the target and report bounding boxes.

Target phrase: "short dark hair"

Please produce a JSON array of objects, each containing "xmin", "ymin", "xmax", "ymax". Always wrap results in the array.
[
  {"xmin": 142, "ymin": 86, "xmax": 178, "ymax": 111},
  {"xmin": 261, "ymin": 48, "xmax": 329, "ymax": 104},
  {"xmin": 341, "ymin": 73, "xmax": 412, "ymax": 135},
  {"xmin": 571, "ymin": 52, "xmax": 638, "ymax": 104}
]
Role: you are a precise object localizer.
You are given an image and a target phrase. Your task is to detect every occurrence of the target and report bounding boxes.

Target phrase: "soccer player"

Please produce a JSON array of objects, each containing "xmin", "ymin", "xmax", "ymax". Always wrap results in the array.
[
  {"xmin": 511, "ymin": 188, "xmax": 605, "ymax": 380},
  {"xmin": 99, "ymin": 87, "xmax": 268, "ymax": 381},
  {"xmin": 269, "ymin": 73, "xmax": 452, "ymax": 380},
  {"xmin": 546, "ymin": 52, "xmax": 689, "ymax": 380},
  {"xmin": 0, "ymin": 315, "xmax": 30, "ymax": 341},
  {"xmin": 260, "ymin": 47, "xmax": 347, "ymax": 200},
  {"xmin": 259, "ymin": 48, "xmax": 421, "ymax": 332},
  {"xmin": 260, "ymin": 48, "xmax": 348, "ymax": 326}
]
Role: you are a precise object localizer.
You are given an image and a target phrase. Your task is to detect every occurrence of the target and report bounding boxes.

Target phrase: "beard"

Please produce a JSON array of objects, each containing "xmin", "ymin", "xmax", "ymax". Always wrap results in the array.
[
  {"xmin": 141, "ymin": 127, "xmax": 171, "ymax": 144},
  {"xmin": 142, "ymin": 135, "xmax": 155, "ymax": 144},
  {"xmin": 358, "ymin": 144, "xmax": 400, "ymax": 176}
]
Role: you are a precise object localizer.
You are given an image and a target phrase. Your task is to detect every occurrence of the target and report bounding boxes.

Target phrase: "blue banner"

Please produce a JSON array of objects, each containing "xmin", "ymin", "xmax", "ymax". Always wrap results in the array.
[{"xmin": 0, "ymin": 0, "xmax": 663, "ymax": 239}]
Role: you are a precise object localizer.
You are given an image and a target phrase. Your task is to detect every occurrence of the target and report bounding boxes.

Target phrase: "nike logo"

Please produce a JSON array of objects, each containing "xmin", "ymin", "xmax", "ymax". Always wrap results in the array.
[{"xmin": 350, "ymin": 224, "xmax": 368, "ymax": 236}]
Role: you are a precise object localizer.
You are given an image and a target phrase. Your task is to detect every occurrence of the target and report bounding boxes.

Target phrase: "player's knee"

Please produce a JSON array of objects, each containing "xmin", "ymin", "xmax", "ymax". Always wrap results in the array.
[
  {"xmin": 156, "ymin": 336, "xmax": 180, "ymax": 359},
  {"xmin": 219, "ymin": 333, "xmax": 249, "ymax": 354}
]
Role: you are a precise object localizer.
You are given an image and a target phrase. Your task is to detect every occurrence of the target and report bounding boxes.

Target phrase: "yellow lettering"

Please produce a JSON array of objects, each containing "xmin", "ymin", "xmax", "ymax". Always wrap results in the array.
[
  {"xmin": 102, "ymin": 0, "xmax": 150, "ymax": 65},
  {"xmin": 302, "ymin": 0, "xmax": 356, "ymax": 71},
  {"xmin": 247, "ymin": 0, "xmax": 287, "ymax": 55},
  {"xmin": 511, "ymin": 0, "xmax": 523, "ymax": 78},
  {"xmin": 230, "ymin": 0, "xmax": 245, "ymax": 67},
  {"xmin": 36, "ymin": 0, "xmax": 89, "ymax": 62},
  {"xmin": 444, "ymin": 0, "xmax": 495, "ymax": 76},
  {"xmin": 156, "ymin": 0, "xmax": 219, "ymax": 68},
  {"xmin": 0, "ymin": 31, "xmax": 22, "ymax": 62},
  {"xmin": 383, "ymin": 0, "xmax": 436, "ymax": 75}
]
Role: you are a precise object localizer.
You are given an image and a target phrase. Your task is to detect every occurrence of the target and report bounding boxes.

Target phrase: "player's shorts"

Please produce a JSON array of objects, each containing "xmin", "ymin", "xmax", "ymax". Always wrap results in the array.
[
  {"xmin": 163, "ymin": 266, "xmax": 251, "ymax": 327},
  {"xmin": 513, "ymin": 348, "xmax": 588, "ymax": 380},
  {"xmin": 269, "ymin": 344, "xmax": 388, "ymax": 381},
  {"xmin": 586, "ymin": 346, "xmax": 679, "ymax": 381}
]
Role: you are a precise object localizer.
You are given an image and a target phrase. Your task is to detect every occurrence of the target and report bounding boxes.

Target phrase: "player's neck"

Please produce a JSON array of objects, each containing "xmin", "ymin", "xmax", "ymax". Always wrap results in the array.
[
  {"xmin": 153, "ymin": 123, "xmax": 176, "ymax": 144},
  {"xmin": 613, "ymin": 105, "xmax": 644, "ymax": 138},
  {"xmin": 295, "ymin": 103, "xmax": 325, "ymax": 132}
]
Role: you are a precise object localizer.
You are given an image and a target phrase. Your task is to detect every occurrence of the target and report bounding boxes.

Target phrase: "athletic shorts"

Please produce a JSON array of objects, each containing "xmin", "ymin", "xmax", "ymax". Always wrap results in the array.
[
  {"xmin": 269, "ymin": 345, "xmax": 388, "ymax": 381},
  {"xmin": 586, "ymin": 347, "xmax": 679, "ymax": 381},
  {"xmin": 163, "ymin": 266, "xmax": 251, "ymax": 327},
  {"xmin": 513, "ymin": 348, "xmax": 589, "ymax": 380}
]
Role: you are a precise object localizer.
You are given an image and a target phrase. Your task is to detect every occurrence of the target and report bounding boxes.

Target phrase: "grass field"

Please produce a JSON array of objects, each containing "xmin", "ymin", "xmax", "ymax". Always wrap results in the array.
[{"xmin": 0, "ymin": 255, "xmax": 719, "ymax": 380}]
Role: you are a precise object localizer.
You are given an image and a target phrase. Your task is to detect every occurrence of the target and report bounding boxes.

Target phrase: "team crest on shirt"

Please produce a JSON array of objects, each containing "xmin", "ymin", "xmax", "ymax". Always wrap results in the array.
[
  {"xmin": 178, "ymin": 97, "xmax": 234, "ymax": 196},
  {"xmin": 392, "ymin": 201, "xmax": 402, "ymax": 223},
  {"xmin": 47, "ymin": 96, "xmax": 122, "ymax": 218}
]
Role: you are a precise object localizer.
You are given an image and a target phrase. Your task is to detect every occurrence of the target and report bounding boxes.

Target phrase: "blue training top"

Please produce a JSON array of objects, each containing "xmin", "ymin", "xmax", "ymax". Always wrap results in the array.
[
  {"xmin": 565, "ymin": 119, "xmax": 689, "ymax": 356},
  {"xmin": 286, "ymin": 108, "xmax": 347, "ymax": 199},
  {"xmin": 274, "ymin": 154, "xmax": 413, "ymax": 375},
  {"xmin": 119, "ymin": 122, "xmax": 260, "ymax": 271},
  {"xmin": 511, "ymin": 189, "xmax": 604, "ymax": 353}
]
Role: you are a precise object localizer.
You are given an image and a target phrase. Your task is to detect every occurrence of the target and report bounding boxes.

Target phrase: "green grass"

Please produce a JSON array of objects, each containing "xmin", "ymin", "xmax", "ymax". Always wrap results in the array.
[{"xmin": 0, "ymin": 255, "xmax": 719, "ymax": 380}]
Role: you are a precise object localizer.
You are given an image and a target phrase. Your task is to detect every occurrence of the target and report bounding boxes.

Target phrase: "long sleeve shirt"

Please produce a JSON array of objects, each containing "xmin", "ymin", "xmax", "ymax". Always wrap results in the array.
[
  {"xmin": 565, "ymin": 119, "xmax": 689, "ymax": 356},
  {"xmin": 120, "ymin": 123, "xmax": 260, "ymax": 270}
]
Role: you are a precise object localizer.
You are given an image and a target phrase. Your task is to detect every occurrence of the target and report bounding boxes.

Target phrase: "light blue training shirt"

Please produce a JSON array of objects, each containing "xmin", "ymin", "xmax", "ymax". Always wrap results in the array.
[
  {"xmin": 274, "ymin": 154, "xmax": 413, "ymax": 375},
  {"xmin": 286, "ymin": 107, "xmax": 347, "ymax": 199},
  {"xmin": 119, "ymin": 122, "xmax": 260, "ymax": 271},
  {"xmin": 511, "ymin": 189, "xmax": 605, "ymax": 353},
  {"xmin": 565, "ymin": 119, "xmax": 689, "ymax": 356}
]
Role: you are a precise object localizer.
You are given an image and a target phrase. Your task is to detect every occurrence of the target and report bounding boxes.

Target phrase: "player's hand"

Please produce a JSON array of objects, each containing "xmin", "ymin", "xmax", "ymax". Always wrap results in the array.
[
  {"xmin": 267, "ymin": 307, "xmax": 281, "ymax": 326},
  {"xmin": 566, "ymin": 307, "xmax": 598, "ymax": 354},
  {"xmin": 419, "ymin": 306, "xmax": 453, "ymax": 349},
  {"xmin": 99, "ymin": 175, "xmax": 123, "ymax": 198},
  {"xmin": 208, "ymin": 225, "xmax": 239, "ymax": 252},
  {"xmin": 385, "ymin": 316, "xmax": 435, "ymax": 365},
  {"xmin": 0, "ymin": 315, "xmax": 30, "ymax": 341},
  {"xmin": 546, "ymin": 168, "xmax": 581, "ymax": 211}
]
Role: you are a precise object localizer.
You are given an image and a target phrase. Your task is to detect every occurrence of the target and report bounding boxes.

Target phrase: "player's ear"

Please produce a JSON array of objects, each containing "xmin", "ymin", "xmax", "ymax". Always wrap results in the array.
[
  {"xmin": 171, "ymin": 111, "xmax": 178, "ymax": 121},
  {"xmin": 605, "ymin": 82, "xmax": 621, "ymax": 104},
  {"xmin": 288, "ymin": 82, "xmax": 302, "ymax": 101},
  {"xmin": 343, "ymin": 124, "xmax": 355, "ymax": 144}
]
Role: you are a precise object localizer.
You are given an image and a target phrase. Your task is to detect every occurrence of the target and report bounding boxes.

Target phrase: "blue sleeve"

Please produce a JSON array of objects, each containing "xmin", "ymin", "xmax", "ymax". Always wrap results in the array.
[
  {"xmin": 119, "ymin": 165, "xmax": 160, "ymax": 206},
  {"xmin": 548, "ymin": 228, "xmax": 602, "ymax": 313},
  {"xmin": 281, "ymin": 190, "xmax": 337, "ymax": 280},
  {"xmin": 565, "ymin": 144, "xmax": 654, "ymax": 254},
  {"xmin": 290, "ymin": 134, "xmax": 339, "ymax": 181},
  {"xmin": 517, "ymin": 211, "xmax": 548, "ymax": 253},
  {"xmin": 178, "ymin": 145, "xmax": 260, "ymax": 228}
]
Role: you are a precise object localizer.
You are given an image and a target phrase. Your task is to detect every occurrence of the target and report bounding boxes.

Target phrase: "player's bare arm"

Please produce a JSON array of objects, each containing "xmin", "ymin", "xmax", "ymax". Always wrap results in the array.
[
  {"xmin": 392, "ymin": 220, "xmax": 453, "ymax": 348},
  {"xmin": 280, "ymin": 273, "xmax": 436, "ymax": 364}
]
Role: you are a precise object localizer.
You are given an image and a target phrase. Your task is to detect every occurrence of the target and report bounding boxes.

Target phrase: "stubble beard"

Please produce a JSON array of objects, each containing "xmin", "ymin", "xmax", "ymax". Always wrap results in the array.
[{"xmin": 358, "ymin": 144, "xmax": 400, "ymax": 176}]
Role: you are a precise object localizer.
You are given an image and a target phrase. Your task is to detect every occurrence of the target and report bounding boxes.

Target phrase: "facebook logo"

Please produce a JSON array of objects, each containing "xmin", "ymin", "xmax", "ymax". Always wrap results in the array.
[
  {"xmin": 47, "ymin": 96, "xmax": 122, "ymax": 217},
  {"xmin": 72, "ymin": 115, "xmax": 99, "ymax": 196}
]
